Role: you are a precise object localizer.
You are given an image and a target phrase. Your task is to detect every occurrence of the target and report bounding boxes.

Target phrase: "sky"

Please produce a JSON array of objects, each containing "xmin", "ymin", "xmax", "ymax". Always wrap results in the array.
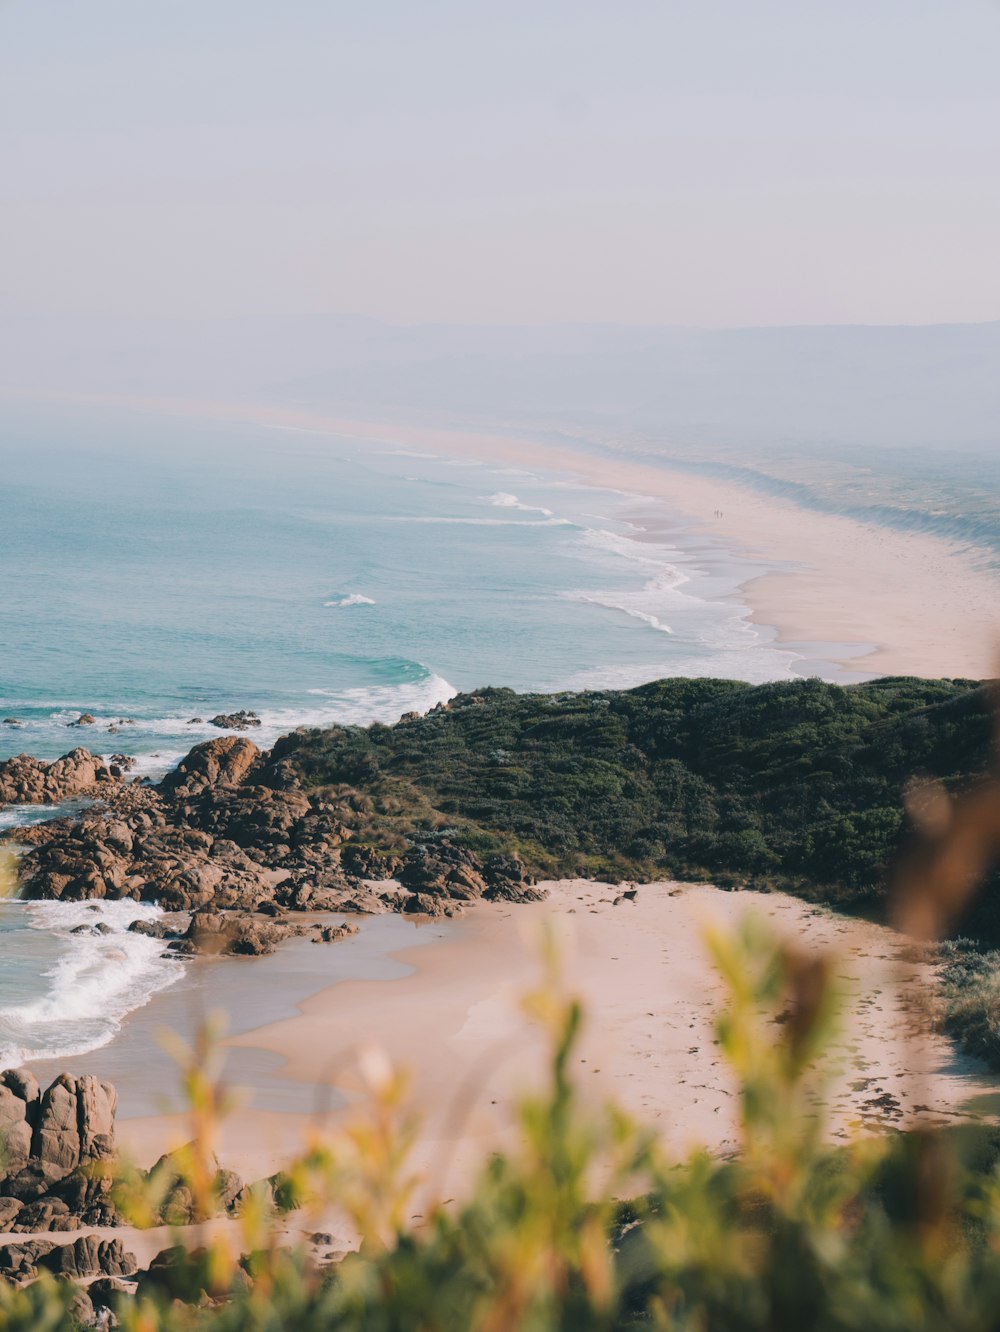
[{"xmin": 2, "ymin": 0, "xmax": 1000, "ymax": 328}]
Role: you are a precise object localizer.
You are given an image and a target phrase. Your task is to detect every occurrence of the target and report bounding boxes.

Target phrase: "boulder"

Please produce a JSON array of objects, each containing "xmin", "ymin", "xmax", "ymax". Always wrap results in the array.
[
  {"xmin": 311, "ymin": 921, "xmax": 360, "ymax": 944},
  {"xmin": 89, "ymin": 1276, "xmax": 132, "ymax": 1309},
  {"xmin": 340, "ymin": 844, "xmax": 402, "ymax": 881},
  {"xmin": 146, "ymin": 1147, "xmax": 245, "ymax": 1225},
  {"xmin": 159, "ymin": 736, "xmax": 261, "ymax": 798},
  {"xmin": 398, "ymin": 843, "xmax": 489, "ymax": 900},
  {"xmin": 0, "ymin": 1073, "xmax": 120, "ymax": 1230},
  {"xmin": 27, "ymin": 1074, "xmax": 117, "ymax": 1177},
  {"xmin": 183, "ymin": 910, "xmax": 289, "ymax": 957},
  {"xmin": 0, "ymin": 748, "xmax": 117, "ymax": 805},
  {"xmin": 12, "ymin": 1197, "xmax": 70, "ymax": 1232},
  {"xmin": 1, "ymin": 1069, "xmax": 40, "ymax": 1108},
  {"xmin": 2, "ymin": 1161, "xmax": 69, "ymax": 1203},
  {"xmin": 0, "ymin": 1084, "xmax": 35, "ymax": 1173},
  {"xmin": 0, "ymin": 1238, "xmax": 54, "ymax": 1279},
  {"xmin": 77, "ymin": 1075, "xmax": 118, "ymax": 1162},
  {"xmin": 35, "ymin": 1234, "xmax": 136, "ymax": 1279},
  {"xmin": 208, "ymin": 711, "xmax": 261, "ymax": 731}
]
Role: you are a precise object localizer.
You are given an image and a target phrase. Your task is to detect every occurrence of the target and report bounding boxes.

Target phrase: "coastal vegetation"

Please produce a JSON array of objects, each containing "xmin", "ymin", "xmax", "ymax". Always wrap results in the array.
[
  {"xmin": 281, "ymin": 675, "xmax": 997, "ymax": 930},
  {"xmin": 937, "ymin": 941, "xmax": 1000, "ymax": 1068}
]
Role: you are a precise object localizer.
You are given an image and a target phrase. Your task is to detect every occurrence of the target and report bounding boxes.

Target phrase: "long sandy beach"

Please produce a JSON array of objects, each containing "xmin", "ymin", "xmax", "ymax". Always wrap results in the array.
[
  {"xmin": 313, "ymin": 412, "xmax": 1000, "ymax": 680},
  {"xmin": 120, "ymin": 396, "xmax": 1000, "ymax": 682}
]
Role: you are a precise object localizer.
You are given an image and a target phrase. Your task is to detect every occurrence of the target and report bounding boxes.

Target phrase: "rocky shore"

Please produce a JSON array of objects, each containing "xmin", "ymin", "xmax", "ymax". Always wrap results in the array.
[
  {"xmin": 0, "ymin": 734, "xmax": 542, "ymax": 962},
  {"xmin": 0, "ymin": 1065, "xmax": 281, "ymax": 1315}
]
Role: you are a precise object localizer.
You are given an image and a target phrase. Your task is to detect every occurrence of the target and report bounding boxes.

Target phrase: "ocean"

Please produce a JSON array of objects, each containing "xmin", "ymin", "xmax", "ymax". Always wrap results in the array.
[{"xmin": 0, "ymin": 399, "xmax": 818, "ymax": 1068}]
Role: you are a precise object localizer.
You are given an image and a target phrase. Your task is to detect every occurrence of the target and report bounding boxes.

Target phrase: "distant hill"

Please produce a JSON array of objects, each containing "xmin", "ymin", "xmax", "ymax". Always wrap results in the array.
[{"xmin": 2, "ymin": 315, "xmax": 998, "ymax": 453}]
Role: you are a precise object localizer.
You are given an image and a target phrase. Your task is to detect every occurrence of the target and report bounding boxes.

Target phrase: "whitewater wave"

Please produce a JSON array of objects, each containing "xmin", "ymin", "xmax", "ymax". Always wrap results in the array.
[
  {"xmin": 380, "ymin": 515, "xmax": 572, "ymax": 527},
  {"xmin": 0, "ymin": 667, "xmax": 456, "ymax": 781},
  {"xmin": 562, "ymin": 529, "xmax": 689, "ymax": 637},
  {"xmin": 483, "ymin": 492, "xmax": 555, "ymax": 518},
  {"xmin": 136, "ymin": 669, "xmax": 455, "ymax": 775},
  {"xmin": 0, "ymin": 899, "xmax": 184, "ymax": 1068},
  {"xmin": 325, "ymin": 593, "xmax": 377, "ymax": 607},
  {"xmin": 567, "ymin": 590, "xmax": 673, "ymax": 634},
  {"xmin": 578, "ymin": 527, "xmax": 692, "ymax": 587},
  {"xmin": 304, "ymin": 671, "xmax": 456, "ymax": 723},
  {"xmin": 0, "ymin": 800, "xmax": 94, "ymax": 833},
  {"xmin": 565, "ymin": 524, "xmax": 802, "ymax": 678}
]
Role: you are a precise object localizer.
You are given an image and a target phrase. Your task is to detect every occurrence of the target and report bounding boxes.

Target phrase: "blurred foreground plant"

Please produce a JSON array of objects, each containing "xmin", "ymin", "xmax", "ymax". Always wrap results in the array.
[{"xmin": 8, "ymin": 912, "xmax": 1000, "ymax": 1330}]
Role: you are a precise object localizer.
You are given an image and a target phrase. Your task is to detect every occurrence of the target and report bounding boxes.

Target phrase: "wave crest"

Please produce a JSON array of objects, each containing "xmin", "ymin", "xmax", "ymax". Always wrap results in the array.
[
  {"xmin": 0, "ymin": 899, "xmax": 184, "ymax": 1068},
  {"xmin": 325, "ymin": 593, "xmax": 377, "ymax": 608}
]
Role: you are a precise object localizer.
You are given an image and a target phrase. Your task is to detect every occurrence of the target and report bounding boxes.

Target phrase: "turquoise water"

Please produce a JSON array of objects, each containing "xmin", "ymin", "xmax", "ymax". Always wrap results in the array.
[
  {"xmin": 0, "ymin": 400, "xmax": 813, "ymax": 1068},
  {"xmin": 0, "ymin": 402, "xmax": 803, "ymax": 773}
]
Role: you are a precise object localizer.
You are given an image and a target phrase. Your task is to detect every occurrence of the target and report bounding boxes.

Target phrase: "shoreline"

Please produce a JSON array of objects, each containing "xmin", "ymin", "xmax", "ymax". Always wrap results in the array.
[
  {"xmin": 340, "ymin": 412, "xmax": 999, "ymax": 680},
  {"xmin": 22, "ymin": 913, "xmax": 453, "ymax": 1131},
  {"xmin": 178, "ymin": 398, "xmax": 999, "ymax": 681},
  {"xmin": 103, "ymin": 881, "xmax": 993, "ymax": 1203}
]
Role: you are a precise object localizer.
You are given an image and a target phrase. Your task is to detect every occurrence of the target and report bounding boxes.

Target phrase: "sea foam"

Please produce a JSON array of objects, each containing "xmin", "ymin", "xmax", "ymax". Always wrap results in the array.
[
  {"xmin": 483, "ymin": 491, "xmax": 555, "ymax": 518},
  {"xmin": 325, "ymin": 593, "xmax": 377, "ymax": 607},
  {"xmin": 0, "ymin": 899, "xmax": 184, "ymax": 1069}
]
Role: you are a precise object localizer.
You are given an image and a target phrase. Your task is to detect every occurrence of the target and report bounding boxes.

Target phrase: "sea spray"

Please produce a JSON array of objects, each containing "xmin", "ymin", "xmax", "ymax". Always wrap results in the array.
[{"xmin": 0, "ymin": 898, "xmax": 184, "ymax": 1069}]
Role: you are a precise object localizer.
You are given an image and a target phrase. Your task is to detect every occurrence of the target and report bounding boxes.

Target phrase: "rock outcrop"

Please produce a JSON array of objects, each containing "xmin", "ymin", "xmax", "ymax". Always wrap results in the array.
[
  {"xmin": 0, "ymin": 1069, "xmax": 254, "ymax": 1250},
  {"xmin": 0, "ymin": 1234, "xmax": 136, "ymax": 1282},
  {"xmin": 159, "ymin": 736, "xmax": 261, "ymax": 798},
  {"xmin": 209, "ymin": 711, "xmax": 261, "ymax": 731},
  {"xmin": 4, "ymin": 725, "xmax": 541, "ymax": 935},
  {"xmin": 0, "ymin": 1071, "xmax": 118, "ymax": 1233},
  {"xmin": 0, "ymin": 748, "xmax": 120, "ymax": 805}
]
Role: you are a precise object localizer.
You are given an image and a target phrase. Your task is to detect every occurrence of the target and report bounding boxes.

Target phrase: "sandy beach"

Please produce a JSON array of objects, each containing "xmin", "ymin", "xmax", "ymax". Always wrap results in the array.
[{"xmin": 99, "ymin": 880, "xmax": 992, "ymax": 1259}]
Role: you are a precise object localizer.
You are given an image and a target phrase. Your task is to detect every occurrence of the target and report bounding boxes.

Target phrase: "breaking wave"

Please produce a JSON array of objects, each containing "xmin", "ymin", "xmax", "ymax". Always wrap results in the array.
[
  {"xmin": 0, "ymin": 899, "xmax": 184, "ymax": 1068},
  {"xmin": 325, "ymin": 593, "xmax": 377, "ymax": 607}
]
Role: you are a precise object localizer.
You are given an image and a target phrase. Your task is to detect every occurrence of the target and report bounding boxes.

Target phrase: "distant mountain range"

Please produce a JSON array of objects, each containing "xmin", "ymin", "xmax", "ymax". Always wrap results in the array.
[{"xmin": 2, "ymin": 313, "xmax": 998, "ymax": 452}]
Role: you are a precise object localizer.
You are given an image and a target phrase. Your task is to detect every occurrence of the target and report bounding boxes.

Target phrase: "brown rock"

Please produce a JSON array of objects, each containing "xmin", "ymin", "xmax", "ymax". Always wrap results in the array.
[
  {"xmin": 12, "ymin": 1197, "xmax": 70, "ymax": 1232},
  {"xmin": 0, "ymin": 748, "xmax": 117, "ymax": 806},
  {"xmin": 89, "ymin": 1276, "xmax": 131, "ymax": 1309},
  {"xmin": 208, "ymin": 711, "xmax": 261, "ymax": 731},
  {"xmin": 0, "ymin": 1238, "xmax": 54, "ymax": 1279},
  {"xmin": 159, "ymin": 736, "xmax": 261, "ymax": 798},
  {"xmin": 35, "ymin": 1233, "xmax": 136, "ymax": 1279}
]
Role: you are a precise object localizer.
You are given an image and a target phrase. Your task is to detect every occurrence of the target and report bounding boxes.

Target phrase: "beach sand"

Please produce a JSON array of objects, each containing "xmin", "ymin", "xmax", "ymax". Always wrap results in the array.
[{"xmin": 98, "ymin": 880, "xmax": 991, "ymax": 1259}]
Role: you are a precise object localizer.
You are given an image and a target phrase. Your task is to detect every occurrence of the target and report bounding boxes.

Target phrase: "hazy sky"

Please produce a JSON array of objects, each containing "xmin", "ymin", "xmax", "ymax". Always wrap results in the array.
[{"xmin": 3, "ymin": 0, "xmax": 1000, "ymax": 327}]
